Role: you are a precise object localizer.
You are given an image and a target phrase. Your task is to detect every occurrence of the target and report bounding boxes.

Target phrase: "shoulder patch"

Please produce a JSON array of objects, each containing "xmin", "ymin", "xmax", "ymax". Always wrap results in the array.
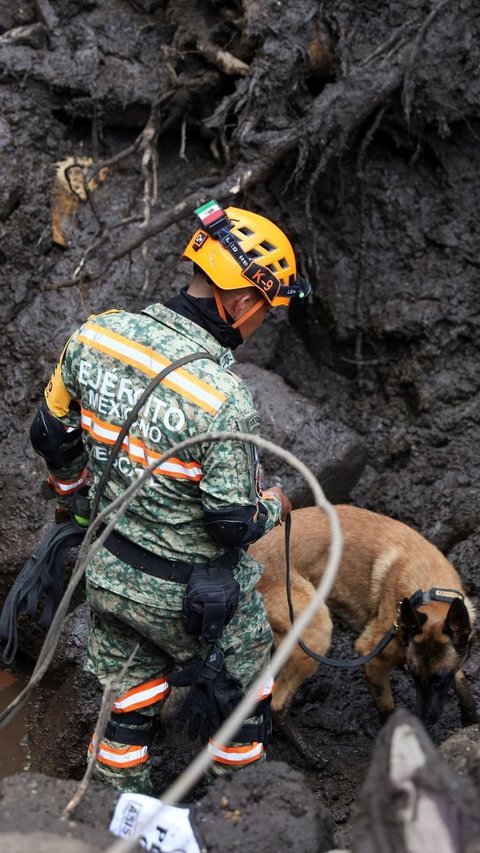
[
  {"xmin": 245, "ymin": 412, "xmax": 261, "ymax": 433},
  {"xmin": 219, "ymin": 350, "xmax": 236, "ymax": 370}
]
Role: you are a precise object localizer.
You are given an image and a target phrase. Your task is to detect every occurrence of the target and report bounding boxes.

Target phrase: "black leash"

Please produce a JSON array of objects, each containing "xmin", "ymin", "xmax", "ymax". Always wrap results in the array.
[{"xmin": 284, "ymin": 512, "xmax": 398, "ymax": 668}]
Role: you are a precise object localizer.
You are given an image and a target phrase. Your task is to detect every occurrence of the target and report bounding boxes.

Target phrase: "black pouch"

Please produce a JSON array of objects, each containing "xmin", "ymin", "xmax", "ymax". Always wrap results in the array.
[{"xmin": 182, "ymin": 552, "xmax": 240, "ymax": 643}]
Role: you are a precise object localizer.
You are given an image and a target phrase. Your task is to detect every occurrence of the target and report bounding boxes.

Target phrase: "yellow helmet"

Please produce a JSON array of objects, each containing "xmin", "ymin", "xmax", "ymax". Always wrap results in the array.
[{"xmin": 183, "ymin": 201, "xmax": 310, "ymax": 307}]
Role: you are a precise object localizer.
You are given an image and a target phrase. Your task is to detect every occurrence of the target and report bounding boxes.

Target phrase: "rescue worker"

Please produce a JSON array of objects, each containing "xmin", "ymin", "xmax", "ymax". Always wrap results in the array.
[{"xmin": 30, "ymin": 200, "xmax": 310, "ymax": 794}]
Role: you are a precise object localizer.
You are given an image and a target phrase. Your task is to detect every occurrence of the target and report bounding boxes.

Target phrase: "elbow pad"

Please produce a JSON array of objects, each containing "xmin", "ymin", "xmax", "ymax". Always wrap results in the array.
[
  {"xmin": 30, "ymin": 400, "xmax": 84, "ymax": 469},
  {"xmin": 204, "ymin": 504, "xmax": 268, "ymax": 548}
]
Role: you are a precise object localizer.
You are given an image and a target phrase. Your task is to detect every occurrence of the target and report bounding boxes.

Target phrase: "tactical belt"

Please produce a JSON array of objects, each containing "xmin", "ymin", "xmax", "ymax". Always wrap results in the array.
[{"xmin": 100, "ymin": 525, "xmax": 198, "ymax": 583}]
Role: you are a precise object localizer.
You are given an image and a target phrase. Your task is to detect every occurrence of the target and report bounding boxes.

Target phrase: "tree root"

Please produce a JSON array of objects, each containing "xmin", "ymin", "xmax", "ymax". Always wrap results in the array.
[{"xmin": 40, "ymin": 4, "xmax": 465, "ymax": 291}]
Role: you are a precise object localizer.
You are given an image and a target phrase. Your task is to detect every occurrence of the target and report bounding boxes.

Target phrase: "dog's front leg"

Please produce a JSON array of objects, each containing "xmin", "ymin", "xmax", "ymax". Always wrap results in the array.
[
  {"xmin": 362, "ymin": 656, "xmax": 395, "ymax": 718},
  {"xmin": 356, "ymin": 626, "xmax": 400, "ymax": 719},
  {"xmin": 454, "ymin": 669, "xmax": 478, "ymax": 725},
  {"xmin": 356, "ymin": 623, "xmax": 405, "ymax": 720}
]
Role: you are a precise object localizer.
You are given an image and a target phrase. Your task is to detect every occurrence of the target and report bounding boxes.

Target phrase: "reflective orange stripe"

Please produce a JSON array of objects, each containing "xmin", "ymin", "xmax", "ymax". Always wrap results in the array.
[
  {"xmin": 47, "ymin": 470, "xmax": 87, "ymax": 496},
  {"xmin": 89, "ymin": 739, "xmax": 149, "ymax": 768},
  {"xmin": 81, "ymin": 409, "xmax": 203, "ymax": 480},
  {"xmin": 112, "ymin": 677, "xmax": 170, "ymax": 713},
  {"xmin": 81, "ymin": 408, "xmax": 118, "ymax": 447},
  {"xmin": 208, "ymin": 740, "xmax": 264, "ymax": 766}
]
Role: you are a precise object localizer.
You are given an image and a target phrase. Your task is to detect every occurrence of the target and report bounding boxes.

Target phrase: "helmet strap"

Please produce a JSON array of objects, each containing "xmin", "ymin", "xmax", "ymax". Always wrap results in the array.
[
  {"xmin": 213, "ymin": 286, "xmax": 228, "ymax": 323},
  {"xmin": 213, "ymin": 283, "xmax": 266, "ymax": 332},
  {"xmin": 231, "ymin": 296, "xmax": 266, "ymax": 330}
]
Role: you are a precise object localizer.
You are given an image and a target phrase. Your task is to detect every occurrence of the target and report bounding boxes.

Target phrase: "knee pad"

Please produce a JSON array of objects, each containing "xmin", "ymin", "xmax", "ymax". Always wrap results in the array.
[
  {"xmin": 105, "ymin": 709, "xmax": 156, "ymax": 747},
  {"xmin": 30, "ymin": 400, "xmax": 84, "ymax": 468}
]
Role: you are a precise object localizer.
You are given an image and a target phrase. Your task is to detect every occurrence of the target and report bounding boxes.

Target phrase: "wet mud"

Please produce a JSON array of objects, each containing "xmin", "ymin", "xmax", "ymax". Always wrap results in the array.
[{"xmin": 0, "ymin": 671, "xmax": 29, "ymax": 779}]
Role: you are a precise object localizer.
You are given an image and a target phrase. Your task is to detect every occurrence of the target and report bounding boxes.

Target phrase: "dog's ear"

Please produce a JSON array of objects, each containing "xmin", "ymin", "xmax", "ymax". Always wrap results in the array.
[
  {"xmin": 444, "ymin": 598, "xmax": 471, "ymax": 653},
  {"xmin": 399, "ymin": 597, "xmax": 428, "ymax": 646}
]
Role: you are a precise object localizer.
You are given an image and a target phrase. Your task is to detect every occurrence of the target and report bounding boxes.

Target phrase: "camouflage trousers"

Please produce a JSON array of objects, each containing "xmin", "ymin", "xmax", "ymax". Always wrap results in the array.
[{"xmin": 84, "ymin": 547, "xmax": 274, "ymax": 795}]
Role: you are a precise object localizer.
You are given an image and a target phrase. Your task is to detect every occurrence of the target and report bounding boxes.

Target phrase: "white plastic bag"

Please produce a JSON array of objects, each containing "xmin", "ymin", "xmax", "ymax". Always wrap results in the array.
[{"xmin": 109, "ymin": 792, "xmax": 201, "ymax": 852}]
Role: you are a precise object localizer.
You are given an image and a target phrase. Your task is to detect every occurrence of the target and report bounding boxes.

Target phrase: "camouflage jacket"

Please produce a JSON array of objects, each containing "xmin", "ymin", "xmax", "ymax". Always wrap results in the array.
[{"xmin": 41, "ymin": 303, "xmax": 281, "ymax": 566}]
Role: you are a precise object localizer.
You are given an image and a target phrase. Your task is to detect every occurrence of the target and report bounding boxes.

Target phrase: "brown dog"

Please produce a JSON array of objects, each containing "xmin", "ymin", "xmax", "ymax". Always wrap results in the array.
[{"xmin": 252, "ymin": 504, "xmax": 477, "ymax": 744}]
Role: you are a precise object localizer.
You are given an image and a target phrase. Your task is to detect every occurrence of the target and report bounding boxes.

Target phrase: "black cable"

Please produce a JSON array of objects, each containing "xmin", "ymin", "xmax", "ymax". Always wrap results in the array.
[{"xmin": 0, "ymin": 521, "xmax": 86, "ymax": 665}]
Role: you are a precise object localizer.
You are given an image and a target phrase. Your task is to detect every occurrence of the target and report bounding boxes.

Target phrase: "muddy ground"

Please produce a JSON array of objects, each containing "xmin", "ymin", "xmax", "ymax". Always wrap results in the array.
[{"xmin": 1, "ymin": 0, "xmax": 480, "ymax": 849}]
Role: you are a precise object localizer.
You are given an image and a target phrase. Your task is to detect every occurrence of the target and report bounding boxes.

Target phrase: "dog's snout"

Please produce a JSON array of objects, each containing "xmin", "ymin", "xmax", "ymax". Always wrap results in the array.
[{"xmin": 414, "ymin": 672, "xmax": 453, "ymax": 727}]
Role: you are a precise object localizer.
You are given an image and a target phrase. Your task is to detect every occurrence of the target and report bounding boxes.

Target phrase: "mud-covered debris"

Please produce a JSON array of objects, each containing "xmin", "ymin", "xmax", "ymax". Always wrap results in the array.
[
  {"xmin": 351, "ymin": 708, "xmax": 480, "ymax": 852},
  {"xmin": 51, "ymin": 157, "xmax": 108, "ymax": 247}
]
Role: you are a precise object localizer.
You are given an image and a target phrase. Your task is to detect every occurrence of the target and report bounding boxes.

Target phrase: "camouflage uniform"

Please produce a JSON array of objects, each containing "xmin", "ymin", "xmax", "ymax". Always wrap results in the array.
[{"xmin": 41, "ymin": 303, "xmax": 281, "ymax": 793}]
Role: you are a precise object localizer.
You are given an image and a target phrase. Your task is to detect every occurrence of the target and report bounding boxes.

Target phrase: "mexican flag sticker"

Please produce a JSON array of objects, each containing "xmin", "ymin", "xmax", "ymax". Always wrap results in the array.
[{"xmin": 195, "ymin": 200, "xmax": 223, "ymax": 226}]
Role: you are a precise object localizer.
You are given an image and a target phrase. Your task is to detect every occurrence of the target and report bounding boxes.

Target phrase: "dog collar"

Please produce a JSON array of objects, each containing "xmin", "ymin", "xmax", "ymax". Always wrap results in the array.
[{"xmin": 409, "ymin": 587, "xmax": 465, "ymax": 608}]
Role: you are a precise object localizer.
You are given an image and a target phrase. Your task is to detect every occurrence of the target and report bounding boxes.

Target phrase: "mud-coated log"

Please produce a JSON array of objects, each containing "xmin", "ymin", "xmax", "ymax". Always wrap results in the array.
[{"xmin": 72, "ymin": 29, "xmax": 415, "ymax": 283}]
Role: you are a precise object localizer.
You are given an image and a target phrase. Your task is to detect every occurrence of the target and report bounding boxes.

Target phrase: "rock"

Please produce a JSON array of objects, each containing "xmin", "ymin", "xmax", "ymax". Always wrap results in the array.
[
  {"xmin": 0, "ymin": 772, "xmax": 120, "ymax": 849},
  {"xmin": 234, "ymin": 363, "xmax": 367, "ymax": 507},
  {"xmin": 192, "ymin": 760, "xmax": 334, "ymax": 853},
  {"xmin": 438, "ymin": 724, "xmax": 480, "ymax": 799}
]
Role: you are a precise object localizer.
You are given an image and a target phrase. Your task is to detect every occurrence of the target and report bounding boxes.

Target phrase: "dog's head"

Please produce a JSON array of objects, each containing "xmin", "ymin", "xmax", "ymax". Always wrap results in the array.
[{"xmin": 399, "ymin": 596, "xmax": 473, "ymax": 726}]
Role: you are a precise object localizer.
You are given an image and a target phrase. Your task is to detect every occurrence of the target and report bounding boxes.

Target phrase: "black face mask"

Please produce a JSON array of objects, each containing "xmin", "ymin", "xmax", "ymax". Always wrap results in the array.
[{"xmin": 165, "ymin": 287, "xmax": 244, "ymax": 350}]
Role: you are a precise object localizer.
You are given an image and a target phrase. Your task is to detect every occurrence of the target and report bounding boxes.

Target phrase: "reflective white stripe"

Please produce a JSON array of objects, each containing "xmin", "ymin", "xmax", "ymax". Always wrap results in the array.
[
  {"xmin": 208, "ymin": 741, "xmax": 264, "ymax": 763},
  {"xmin": 123, "ymin": 437, "xmax": 202, "ymax": 480},
  {"xmin": 81, "ymin": 410, "xmax": 203, "ymax": 480},
  {"xmin": 81, "ymin": 324, "xmax": 163, "ymax": 374},
  {"xmin": 48, "ymin": 472, "xmax": 87, "ymax": 494},
  {"xmin": 81, "ymin": 411, "xmax": 118, "ymax": 443},
  {"xmin": 96, "ymin": 745, "xmax": 148, "ymax": 765},
  {"xmin": 152, "ymin": 458, "xmax": 202, "ymax": 479},
  {"xmin": 113, "ymin": 681, "xmax": 169, "ymax": 712},
  {"xmin": 80, "ymin": 323, "xmax": 225, "ymax": 413},
  {"xmin": 257, "ymin": 671, "xmax": 275, "ymax": 699}
]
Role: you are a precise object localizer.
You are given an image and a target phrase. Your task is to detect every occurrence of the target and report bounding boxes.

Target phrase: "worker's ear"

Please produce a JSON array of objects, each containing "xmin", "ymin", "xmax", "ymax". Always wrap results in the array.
[{"xmin": 227, "ymin": 291, "xmax": 258, "ymax": 321}]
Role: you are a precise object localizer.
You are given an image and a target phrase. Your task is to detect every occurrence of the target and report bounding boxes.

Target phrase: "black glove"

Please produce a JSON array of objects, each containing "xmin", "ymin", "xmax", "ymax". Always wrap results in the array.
[
  {"xmin": 210, "ymin": 666, "xmax": 244, "ymax": 722},
  {"xmin": 168, "ymin": 647, "xmax": 244, "ymax": 742}
]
